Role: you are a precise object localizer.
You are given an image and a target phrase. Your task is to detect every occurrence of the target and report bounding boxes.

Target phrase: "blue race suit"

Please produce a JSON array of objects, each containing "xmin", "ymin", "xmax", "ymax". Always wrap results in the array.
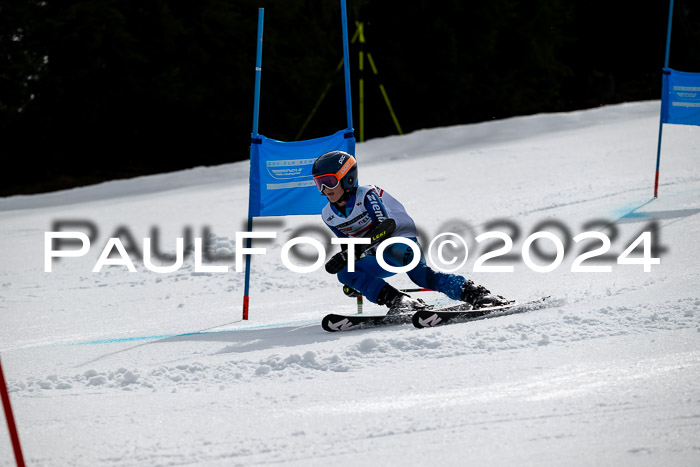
[{"xmin": 322, "ymin": 185, "xmax": 466, "ymax": 304}]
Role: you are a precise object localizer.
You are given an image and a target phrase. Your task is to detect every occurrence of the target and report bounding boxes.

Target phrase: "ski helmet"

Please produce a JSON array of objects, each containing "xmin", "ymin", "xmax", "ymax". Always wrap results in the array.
[{"xmin": 312, "ymin": 151, "xmax": 358, "ymax": 193}]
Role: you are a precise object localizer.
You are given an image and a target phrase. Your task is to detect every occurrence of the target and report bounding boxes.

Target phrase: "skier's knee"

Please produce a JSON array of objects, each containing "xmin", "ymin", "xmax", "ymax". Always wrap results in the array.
[
  {"xmin": 337, "ymin": 268, "xmax": 350, "ymax": 284},
  {"xmin": 382, "ymin": 243, "xmax": 415, "ymax": 268}
]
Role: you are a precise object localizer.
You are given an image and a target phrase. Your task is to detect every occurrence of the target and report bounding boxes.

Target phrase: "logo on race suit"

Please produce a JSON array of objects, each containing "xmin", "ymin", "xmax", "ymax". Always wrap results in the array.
[
  {"xmin": 366, "ymin": 193, "xmax": 387, "ymax": 222},
  {"xmin": 266, "ymin": 158, "xmax": 316, "ymax": 180}
]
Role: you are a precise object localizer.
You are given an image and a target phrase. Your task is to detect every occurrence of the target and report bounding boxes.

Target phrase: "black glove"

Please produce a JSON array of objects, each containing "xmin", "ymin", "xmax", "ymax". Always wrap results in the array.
[
  {"xmin": 325, "ymin": 250, "xmax": 350, "ymax": 274},
  {"xmin": 324, "ymin": 219, "xmax": 397, "ymax": 274}
]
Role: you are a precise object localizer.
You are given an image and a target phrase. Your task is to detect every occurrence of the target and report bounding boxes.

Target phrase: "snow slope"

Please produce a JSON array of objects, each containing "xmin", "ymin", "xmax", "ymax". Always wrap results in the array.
[{"xmin": 1, "ymin": 101, "xmax": 700, "ymax": 466}]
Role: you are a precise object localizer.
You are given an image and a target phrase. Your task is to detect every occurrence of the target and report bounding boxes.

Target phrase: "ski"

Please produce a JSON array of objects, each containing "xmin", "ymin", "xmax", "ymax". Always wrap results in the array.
[
  {"xmin": 412, "ymin": 296, "xmax": 550, "ymax": 329},
  {"xmin": 321, "ymin": 297, "xmax": 550, "ymax": 332},
  {"xmin": 321, "ymin": 312, "xmax": 413, "ymax": 332}
]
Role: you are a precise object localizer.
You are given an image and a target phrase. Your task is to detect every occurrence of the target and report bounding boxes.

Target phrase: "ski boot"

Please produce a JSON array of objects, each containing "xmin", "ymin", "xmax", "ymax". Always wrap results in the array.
[
  {"xmin": 461, "ymin": 280, "xmax": 511, "ymax": 309},
  {"xmin": 377, "ymin": 284, "xmax": 431, "ymax": 315}
]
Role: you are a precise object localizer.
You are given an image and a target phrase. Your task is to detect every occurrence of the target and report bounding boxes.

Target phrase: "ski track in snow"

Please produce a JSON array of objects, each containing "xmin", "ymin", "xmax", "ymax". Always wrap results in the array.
[{"xmin": 8, "ymin": 294, "xmax": 699, "ymax": 395}]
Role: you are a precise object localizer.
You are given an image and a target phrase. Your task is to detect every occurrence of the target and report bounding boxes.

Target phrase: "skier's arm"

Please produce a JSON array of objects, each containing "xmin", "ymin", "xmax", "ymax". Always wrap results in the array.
[
  {"xmin": 325, "ymin": 219, "xmax": 396, "ymax": 274},
  {"xmin": 322, "ymin": 221, "xmax": 350, "ymax": 274},
  {"xmin": 362, "ymin": 218, "xmax": 395, "ymax": 245},
  {"xmin": 363, "ymin": 189, "xmax": 389, "ymax": 225},
  {"xmin": 324, "ymin": 188, "xmax": 394, "ymax": 274}
]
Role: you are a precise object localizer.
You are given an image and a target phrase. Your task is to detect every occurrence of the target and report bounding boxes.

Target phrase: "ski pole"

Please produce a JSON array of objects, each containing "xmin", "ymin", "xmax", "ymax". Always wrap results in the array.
[
  {"xmin": 343, "ymin": 286, "xmax": 432, "ymax": 297},
  {"xmin": 0, "ymin": 355, "xmax": 26, "ymax": 467}
]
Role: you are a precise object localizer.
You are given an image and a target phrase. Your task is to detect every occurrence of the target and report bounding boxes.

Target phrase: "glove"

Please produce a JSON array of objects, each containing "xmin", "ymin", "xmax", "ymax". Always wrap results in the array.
[
  {"xmin": 324, "ymin": 219, "xmax": 397, "ymax": 274},
  {"xmin": 325, "ymin": 250, "xmax": 349, "ymax": 274}
]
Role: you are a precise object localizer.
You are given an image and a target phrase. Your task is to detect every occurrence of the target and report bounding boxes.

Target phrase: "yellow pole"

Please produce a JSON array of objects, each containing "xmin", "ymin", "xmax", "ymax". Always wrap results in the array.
[
  {"xmin": 296, "ymin": 21, "xmax": 404, "ymax": 141},
  {"xmin": 367, "ymin": 53, "xmax": 403, "ymax": 135},
  {"xmin": 295, "ymin": 27, "xmax": 361, "ymax": 141},
  {"xmin": 294, "ymin": 63, "xmax": 341, "ymax": 141},
  {"xmin": 357, "ymin": 21, "xmax": 365, "ymax": 142}
]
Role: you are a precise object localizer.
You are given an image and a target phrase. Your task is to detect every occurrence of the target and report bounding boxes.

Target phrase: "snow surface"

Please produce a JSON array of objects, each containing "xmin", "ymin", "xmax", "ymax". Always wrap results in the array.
[{"xmin": 1, "ymin": 100, "xmax": 700, "ymax": 466}]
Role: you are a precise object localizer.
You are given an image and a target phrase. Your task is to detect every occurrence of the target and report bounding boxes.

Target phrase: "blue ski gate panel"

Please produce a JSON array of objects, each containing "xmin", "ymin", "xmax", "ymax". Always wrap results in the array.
[
  {"xmin": 248, "ymin": 129, "xmax": 356, "ymax": 217},
  {"xmin": 661, "ymin": 68, "xmax": 700, "ymax": 127}
]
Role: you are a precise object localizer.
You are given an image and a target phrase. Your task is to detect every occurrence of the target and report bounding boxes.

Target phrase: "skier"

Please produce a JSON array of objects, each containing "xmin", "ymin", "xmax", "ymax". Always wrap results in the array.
[{"xmin": 312, "ymin": 150, "xmax": 509, "ymax": 314}]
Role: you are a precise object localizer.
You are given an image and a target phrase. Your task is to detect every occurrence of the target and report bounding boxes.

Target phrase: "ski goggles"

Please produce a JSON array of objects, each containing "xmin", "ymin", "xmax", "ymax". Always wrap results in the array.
[{"xmin": 313, "ymin": 155, "xmax": 356, "ymax": 191}]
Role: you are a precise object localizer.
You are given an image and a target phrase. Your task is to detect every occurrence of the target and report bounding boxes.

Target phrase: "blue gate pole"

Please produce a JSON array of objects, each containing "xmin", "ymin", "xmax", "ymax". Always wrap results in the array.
[
  {"xmin": 243, "ymin": 8, "xmax": 264, "ymax": 320},
  {"xmin": 252, "ymin": 8, "xmax": 264, "ymax": 136},
  {"xmin": 340, "ymin": 0, "xmax": 353, "ymax": 131},
  {"xmin": 655, "ymin": 0, "xmax": 674, "ymax": 198}
]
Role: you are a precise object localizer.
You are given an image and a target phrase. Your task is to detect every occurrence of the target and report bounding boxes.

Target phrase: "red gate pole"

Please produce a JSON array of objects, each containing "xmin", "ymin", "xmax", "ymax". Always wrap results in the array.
[{"xmin": 0, "ymin": 355, "xmax": 26, "ymax": 467}]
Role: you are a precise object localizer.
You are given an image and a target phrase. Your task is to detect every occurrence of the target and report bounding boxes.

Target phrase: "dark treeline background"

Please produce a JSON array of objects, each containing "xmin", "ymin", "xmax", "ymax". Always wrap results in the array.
[{"xmin": 1, "ymin": 0, "xmax": 698, "ymax": 196}]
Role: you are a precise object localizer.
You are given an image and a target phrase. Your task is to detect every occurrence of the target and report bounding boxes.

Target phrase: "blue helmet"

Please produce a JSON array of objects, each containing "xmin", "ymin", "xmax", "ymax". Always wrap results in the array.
[{"xmin": 312, "ymin": 151, "xmax": 358, "ymax": 193}]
